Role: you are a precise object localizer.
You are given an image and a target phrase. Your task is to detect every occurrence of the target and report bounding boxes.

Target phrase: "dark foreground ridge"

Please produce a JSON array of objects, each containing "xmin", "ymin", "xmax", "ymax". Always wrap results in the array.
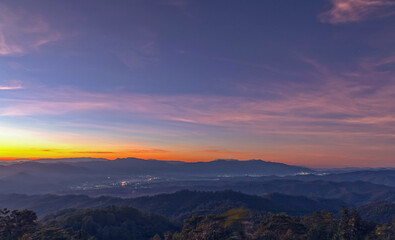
[{"xmin": 1, "ymin": 205, "xmax": 395, "ymax": 240}]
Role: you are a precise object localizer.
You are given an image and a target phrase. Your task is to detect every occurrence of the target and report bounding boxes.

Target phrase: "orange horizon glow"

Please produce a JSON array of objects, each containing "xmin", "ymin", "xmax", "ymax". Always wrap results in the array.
[
  {"xmin": 1, "ymin": 149, "xmax": 394, "ymax": 168},
  {"xmin": 1, "ymin": 120, "xmax": 394, "ymax": 168}
]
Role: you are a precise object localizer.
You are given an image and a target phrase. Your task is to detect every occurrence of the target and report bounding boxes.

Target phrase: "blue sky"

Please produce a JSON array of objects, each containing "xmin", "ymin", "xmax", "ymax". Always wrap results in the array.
[{"xmin": 0, "ymin": 0, "xmax": 394, "ymax": 167}]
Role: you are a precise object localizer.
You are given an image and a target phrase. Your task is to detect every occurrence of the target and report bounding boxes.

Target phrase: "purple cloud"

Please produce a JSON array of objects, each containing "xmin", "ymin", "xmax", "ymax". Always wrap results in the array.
[
  {"xmin": 0, "ymin": 3, "xmax": 61, "ymax": 56},
  {"xmin": 320, "ymin": 0, "xmax": 395, "ymax": 23},
  {"xmin": 0, "ymin": 80, "xmax": 23, "ymax": 90}
]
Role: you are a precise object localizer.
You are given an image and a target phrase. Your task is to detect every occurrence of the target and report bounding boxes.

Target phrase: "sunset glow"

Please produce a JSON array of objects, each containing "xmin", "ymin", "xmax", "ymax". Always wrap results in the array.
[{"xmin": 0, "ymin": 0, "xmax": 394, "ymax": 167}]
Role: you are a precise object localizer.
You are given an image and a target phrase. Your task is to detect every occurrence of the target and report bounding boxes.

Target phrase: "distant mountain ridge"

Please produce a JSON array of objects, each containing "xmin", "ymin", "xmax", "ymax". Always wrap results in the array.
[
  {"xmin": 0, "ymin": 157, "xmax": 314, "ymax": 178},
  {"xmin": 293, "ymin": 170, "xmax": 395, "ymax": 186},
  {"xmin": 72, "ymin": 158, "xmax": 315, "ymax": 176},
  {"xmin": 0, "ymin": 158, "xmax": 394, "ymax": 197},
  {"xmin": 35, "ymin": 157, "xmax": 109, "ymax": 163},
  {"xmin": 0, "ymin": 158, "xmax": 314, "ymax": 194}
]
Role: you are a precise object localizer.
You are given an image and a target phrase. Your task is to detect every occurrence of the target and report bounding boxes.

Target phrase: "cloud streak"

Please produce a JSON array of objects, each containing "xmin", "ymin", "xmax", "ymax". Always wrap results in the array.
[
  {"xmin": 1, "ymin": 71, "xmax": 394, "ymax": 138},
  {"xmin": 0, "ymin": 3, "xmax": 61, "ymax": 56},
  {"xmin": 0, "ymin": 54, "xmax": 394, "ymax": 156},
  {"xmin": 0, "ymin": 80, "xmax": 23, "ymax": 90},
  {"xmin": 0, "ymin": 85, "xmax": 22, "ymax": 90},
  {"xmin": 320, "ymin": 0, "xmax": 395, "ymax": 23}
]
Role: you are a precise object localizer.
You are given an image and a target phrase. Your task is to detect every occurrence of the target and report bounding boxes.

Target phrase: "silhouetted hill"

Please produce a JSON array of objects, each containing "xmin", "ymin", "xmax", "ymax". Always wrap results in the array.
[
  {"xmin": 130, "ymin": 190, "xmax": 346, "ymax": 220},
  {"xmin": 74, "ymin": 178, "xmax": 394, "ymax": 205},
  {"xmin": 43, "ymin": 206, "xmax": 179, "ymax": 240},
  {"xmin": 357, "ymin": 201, "xmax": 395, "ymax": 223},
  {"xmin": 69, "ymin": 158, "xmax": 314, "ymax": 177},
  {"xmin": 294, "ymin": 170, "xmax": 395, "ymax": 186},
  {"xmin": 210, "ymin": 180, "xmax": 395, "ymax": 205},
  {"xmin": 0, "ymin": 162, "xmax": 96, "ymax": 193},
  {"xmin": 0, "ymin": 161, "xmax": 87, "ymax": 176},
  {"xmin": 0, "ymin": 158, "xmax": 393, "ymax": 202},
  {"xmin": 0, "ymin": 158, "xmax": 312, "ymax": 178},
  {"xmin": 0, "ymin": 158, "xmax": 314, "ymax": 194},
  {"xmin": 35, "ymin": 157, "xmax": 109, "ymax": 163},
  {"xmin": 0, "ymin": 190, "xmax": 345, "ymax": 221}
]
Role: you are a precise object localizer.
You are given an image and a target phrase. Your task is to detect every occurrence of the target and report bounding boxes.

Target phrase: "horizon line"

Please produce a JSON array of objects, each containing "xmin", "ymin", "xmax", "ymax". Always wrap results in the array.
[{"xmin": 0, "ymin": 156, "xmax": 394, "ymax": 169}]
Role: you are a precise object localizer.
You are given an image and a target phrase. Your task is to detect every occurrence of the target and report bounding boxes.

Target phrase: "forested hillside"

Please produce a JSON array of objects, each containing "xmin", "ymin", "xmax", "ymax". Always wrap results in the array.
[
  {"xmin": 0, "ymin": 190, "xmax": 345, "ymax": 220},
  {"xmin": 1, "ymin": 207, "xmax": 395, "ymax": 240}
]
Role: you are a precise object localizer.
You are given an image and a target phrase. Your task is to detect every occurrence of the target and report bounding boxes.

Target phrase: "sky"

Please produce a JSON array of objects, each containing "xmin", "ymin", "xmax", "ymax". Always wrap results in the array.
[{"xmin": 0, "ymin": 0, "xmax": 394, "ymax": 167}]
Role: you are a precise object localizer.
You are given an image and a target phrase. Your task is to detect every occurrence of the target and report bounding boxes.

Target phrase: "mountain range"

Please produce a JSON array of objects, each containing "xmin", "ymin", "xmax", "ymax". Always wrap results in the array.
[{"xmin": 0, "ymin": 190, "xmax": 393, "ymax": 224}]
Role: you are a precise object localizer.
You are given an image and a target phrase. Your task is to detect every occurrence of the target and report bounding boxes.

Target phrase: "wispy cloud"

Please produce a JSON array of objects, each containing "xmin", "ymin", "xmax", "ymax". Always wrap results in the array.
[
  {"xmin": 55, "ymin": 149, "xmax": 170, "ymax": 155},
  {"xmin": 71, "ymin": 151, "xmax": 115, "ymax": 154},
  {"xmin": 118, "ymin": 28, "xmax": 158, "ymax": 69},
  {"xmin": 197, "ymin": 149, "xmax": 248, "ymax": 155},
  {"xmin": 1, "ymin": 53, "xmax": 394, "ymax": 140},
  {"xmin": 0, "ymin": 80, "xmax": 23, "ymax": 90},
  {"xmin": 1, "ymin": 78, "xmax": 393, "ymax": 139},
  {"xmin": 320, "ymin": 0, "xmax": 395, "ymax": 23},
  {"xmin": 0, "ymin": 100, "xmax": 110, "ymax": 116},
  {"xmin": 0, "ymin": 3, "xmax": 61, "ymax": 56},
  {"xmin": 126, "ymin": 149, "xmax": 171, "ymax": 154},
  {"xmin": 0, "ymin": 85, "xmax": 22, "ymax": 90}
]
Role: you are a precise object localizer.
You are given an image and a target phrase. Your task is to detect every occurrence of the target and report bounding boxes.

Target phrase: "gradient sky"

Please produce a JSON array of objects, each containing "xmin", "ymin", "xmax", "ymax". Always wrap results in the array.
[{"xmin": 0, "ymin": 0, "xmax": 394, "ymax": 167}]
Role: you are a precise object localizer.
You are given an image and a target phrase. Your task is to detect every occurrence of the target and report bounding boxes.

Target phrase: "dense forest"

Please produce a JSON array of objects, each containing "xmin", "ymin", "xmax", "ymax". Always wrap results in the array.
[
  {"xmin": 1, "ymin": 206, "xmax": 394, "ymax": 240},
  {"xmin": 168, "ymin": 208, "xmax": 395, "ymax": 240},
  {"xmin": 2, "ymin": 190, "xmax": 394, "ymax": 223},
  {"xmin": 0, "ymin": 206, "xmax": 179, "ymax": 240}
]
